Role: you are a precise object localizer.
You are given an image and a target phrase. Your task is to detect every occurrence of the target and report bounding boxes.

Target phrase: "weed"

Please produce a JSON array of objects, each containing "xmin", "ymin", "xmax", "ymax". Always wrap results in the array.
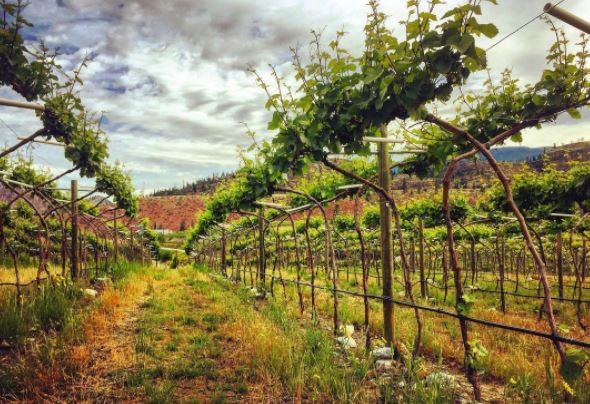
[
  {"xmin": 202, "ymin": 313, "xmax": 225, "ymax": 332},
  {"xmin": 174, "ymin": 314, "xmax": 196, "ymax": 326},
  {"xmin": 135, "ymin": 330, "xmax": 155, "ymax": 356},
  {"xmin": 144, "ymin": 380, "xmax": 175, "ymax": 404},
  {"xmin": 190, "ymin": 334, "xmax": 210, "ymax": 349}
]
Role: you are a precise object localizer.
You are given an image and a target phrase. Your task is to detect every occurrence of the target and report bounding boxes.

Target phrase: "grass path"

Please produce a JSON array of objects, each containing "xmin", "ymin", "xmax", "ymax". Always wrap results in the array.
[
  {"xmin": 77, "ymin": 266, "xmax": 511, "ymax": 403},
  {"xmin": 84, "ymin": 266, "xmax": 284, "ymax": 403}
]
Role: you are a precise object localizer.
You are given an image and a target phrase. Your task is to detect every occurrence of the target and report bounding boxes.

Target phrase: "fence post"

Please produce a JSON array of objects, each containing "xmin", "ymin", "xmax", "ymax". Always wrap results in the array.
[
  {"xmin": 221, "ymin": 227, "xmax": 227, "ymax": 277},
  {"xmin": 378, "ymin": 125, "xmax": 395, "ymax": 346},
  {"xmin": 419, "ymin": 218, "xmax": 427, "ymax": 298},
  {"xmin": 71, "ymin": 179, "xmax": 79, "ymax": 279},
  {"xmin": 258, "ymin": 207, "xmax": 266, "ymax": 289},
  {"xmin": 113, "ymin": 209, "xmax": 119, "ymax": 262},
  {"xmin": 557, "ymin": 231, "xmax": 564, "ymax": 299}
]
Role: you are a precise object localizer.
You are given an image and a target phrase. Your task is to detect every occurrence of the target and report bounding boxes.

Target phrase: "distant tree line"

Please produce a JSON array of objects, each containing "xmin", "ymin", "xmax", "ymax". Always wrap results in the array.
[{"xmin": 152, "ymin": 172, "xmax": 235, "ymax": 196}]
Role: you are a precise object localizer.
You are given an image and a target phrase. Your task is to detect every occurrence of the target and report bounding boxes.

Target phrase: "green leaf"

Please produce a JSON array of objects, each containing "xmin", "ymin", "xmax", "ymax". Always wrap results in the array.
[
  {"xmin": 379, "ymin": 75, "xmax": 394, "ymax": 101},
  {"xmin": 455, "ymin": 34, "xmax": 475, "ymax": 53},
  {"xmin": 567, "ymin": 108, "xmax": 582, "ymax": 119},
  {"xmin": 457, "ymin": 294, "xmax": 475, "ymax": 315},
  {"xmin": 432, "ymin": 51, "xmax": 453, "ymax": 74},
  {"xmin": 477, "ymin": 23, "xmax": 498, "ymax": 38},
  {"xmin": 364, "ymin": 66, "xmax": 384, "ymax": 84},
  {"xmin": 531, "ymin": 94, "xmax": 544, "ymax": 106},
  {"xmin": 267, "ymin": 111, "xmax": 282, "ymax": 130},
  {"xmin": 559, "ymin": 348, "xmax": 589, "ymax": 385}
]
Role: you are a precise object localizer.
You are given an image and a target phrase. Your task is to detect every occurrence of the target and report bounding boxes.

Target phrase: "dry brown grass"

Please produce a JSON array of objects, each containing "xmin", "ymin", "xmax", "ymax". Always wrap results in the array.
[
  {"xmin": 0, "ymin": 264, "xmax": 62, "ymax": 283},
  {"xmin": 1, "ymin": 268, "xmax": 152, "ymax": 402}
]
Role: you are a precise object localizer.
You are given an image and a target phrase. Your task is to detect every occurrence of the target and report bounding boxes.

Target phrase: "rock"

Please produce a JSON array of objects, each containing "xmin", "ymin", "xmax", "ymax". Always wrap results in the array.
[
  {"xmin": 335, "ymin": 336, "xmax": 357, "ymax": 349},
  {"xmin": 0, "ymin": 340, "xmax": 11, "ymax": 350},
  {"xmin": 82, "ymin": 288, "xmax": 98, "ymax": 298},
  {"xmin": 425, "ymin": 371, "xmax": 455, "ymax": 388},
  {"xmin": 375, "ymin": 359, "xmax": 394, "ymax": 372},
  {"xmin": 371, "ymin": 346, "xmax": 394, "ymax": 360}
]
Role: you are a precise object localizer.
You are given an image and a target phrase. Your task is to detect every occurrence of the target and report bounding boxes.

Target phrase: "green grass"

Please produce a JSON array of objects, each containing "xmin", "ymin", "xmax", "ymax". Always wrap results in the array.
[{"xmin": 0, "ymin": 281, "xmax": 78, "ymax": 344}]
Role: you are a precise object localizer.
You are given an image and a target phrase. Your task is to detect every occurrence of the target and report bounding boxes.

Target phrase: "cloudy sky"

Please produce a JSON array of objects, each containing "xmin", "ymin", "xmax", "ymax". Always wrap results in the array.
[{"xmin": 0, "ymin": 0, "xmax": 588, "ymax": 193}]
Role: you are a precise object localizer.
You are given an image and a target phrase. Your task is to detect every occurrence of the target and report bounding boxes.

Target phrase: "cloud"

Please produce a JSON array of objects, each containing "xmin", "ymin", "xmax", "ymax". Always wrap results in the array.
[{"xmin": 0, "ymin": 0, "xmax": 586, "ymax": 192}]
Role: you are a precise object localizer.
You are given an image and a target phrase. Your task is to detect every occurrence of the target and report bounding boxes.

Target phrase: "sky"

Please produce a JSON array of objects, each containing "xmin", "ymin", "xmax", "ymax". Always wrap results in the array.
[{"xmin": 0, "ymin": 0, "xmax": 588, "ymax": 193}]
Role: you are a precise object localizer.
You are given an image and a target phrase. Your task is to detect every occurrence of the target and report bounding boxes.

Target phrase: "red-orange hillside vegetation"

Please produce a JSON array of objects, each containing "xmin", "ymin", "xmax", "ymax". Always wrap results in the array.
[{"xmin": 138, "ymin": 195, "xmax": 206, "ymax": 231}]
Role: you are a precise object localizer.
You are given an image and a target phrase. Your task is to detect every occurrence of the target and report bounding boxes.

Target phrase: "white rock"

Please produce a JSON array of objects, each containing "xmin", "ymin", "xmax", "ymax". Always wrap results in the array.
[
  {"xmin": 335, "ymin": 336, "xmax": 357, "ymax": 349},
  {"xmin": 375, "ymin": 359, "xmax": 394, "ymax": 371},
  {"xmin": 371, "ymin": 346, "xmax": 394, "ymax": 360},
  {"xmin": 82, "ymin": 288, "xmax": 98, "ymax": 298}
]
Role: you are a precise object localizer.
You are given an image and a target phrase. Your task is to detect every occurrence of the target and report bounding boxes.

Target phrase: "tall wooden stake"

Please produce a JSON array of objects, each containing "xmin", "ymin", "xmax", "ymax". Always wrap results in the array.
[
  {"xmin": 557, "ymin": 231, "xmax": 564, "ymax": 299},
  {"xmin": 113, "ymin": 209, "xmax": 119, "ymax": 262},
  {"xmin": 71, "ymin": 180, "xmax": 79, "ymax": 279},
  {"xmin": 221, "ymin": 227, "xmax": 227, "ymax": 277},
  {"xmin": 378, "ymin": 126, "xmax": 395, "ymax": 346},
  {"xmin": 418, "ymin": 218, "xmax": 427, "ymax": 298},
  {"xmin": 258, "ymin": 207, "xmax": 266, "ymax": 289}
]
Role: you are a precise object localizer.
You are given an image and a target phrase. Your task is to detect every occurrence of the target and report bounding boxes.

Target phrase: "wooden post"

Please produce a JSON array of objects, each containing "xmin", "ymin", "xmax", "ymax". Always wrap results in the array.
[
  {"xmin": 71, "ymin": 180, "xmax": 79, "ymax": 279},
  {"xmin": 557, "ymin": 231, "xmax": 564, "ymax": 299},
  {"xmin": 140, "ymin": 233, "xmax": 145, "ymax": 266},
  {"xmin": 221, "ymin": 227, "xmax": 227, "ymax": 277},
  {"xmin": 258, "ymin": 207, "xmax": 266, "ymax": 289},
  {"xmin": 378, "ymin": 126, "xmax": 395, "ymax": 346},
  {"xmin": 113, "ymin": 210, "xmax": 119, "ymax": 262},
  {"xmin": 470, "ymin": 239, "xmax": 476, "ymax": 285},
  {"xmin": 418, "ymin": 218, "xmax": 427, "ymax": 298},
  {"xmin": 497, "ymin": 233, "xmax": 506, "ymax": 313}
]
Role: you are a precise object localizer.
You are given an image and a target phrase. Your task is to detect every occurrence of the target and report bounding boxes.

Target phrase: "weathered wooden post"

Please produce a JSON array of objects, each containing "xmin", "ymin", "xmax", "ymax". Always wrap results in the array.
[
  {"xmin": 221, "ymin": 227, "xmax": 227, "ymax": 277},
  {"xmin": 378, "ymin": 126, "xmax": 395, "ymax": 346},
  {"xmin": 418, "ymin": 218, "xmax": 427, "ymax": 298},
  {"xmin": 258, "ymin": 207, "xmax": 266, "ymax": 289},
  {"xmin": 71, "ymin": 179, "xmax": 79, "ymax": 279},
  {"xmin": 556, "ymin": 231, "xmax": 564, "ymax": 299},
  {"xmin": 113, "ymin": 209, "xmax": 119, "ymax": 262}
]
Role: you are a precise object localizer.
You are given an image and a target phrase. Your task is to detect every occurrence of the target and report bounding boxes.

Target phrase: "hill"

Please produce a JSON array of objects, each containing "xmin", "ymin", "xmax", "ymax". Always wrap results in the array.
[
  {"xmin": 138, "ymin": 194, "xmax": 205, "ymax": 231},
  {"xmin": 135, "ymin": 141, "xmax": 590, "ymax": 231},
  {"xmin": 490, "ymin": 145, "xmax": 546, "ymax": 162},
  {"xmin": 151, "ymin": 172, "xmax": 234, "ymax": 197}
]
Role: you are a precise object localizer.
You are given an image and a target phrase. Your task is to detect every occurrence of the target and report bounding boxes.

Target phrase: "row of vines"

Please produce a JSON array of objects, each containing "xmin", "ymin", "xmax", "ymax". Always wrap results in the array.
[
  {"xmin": 0, "ymin": 2, "xmax": 160, "ymax": 315},
  {"xmin": 185, "ymin": 0, "xmax": 590, "ymax": 400}
]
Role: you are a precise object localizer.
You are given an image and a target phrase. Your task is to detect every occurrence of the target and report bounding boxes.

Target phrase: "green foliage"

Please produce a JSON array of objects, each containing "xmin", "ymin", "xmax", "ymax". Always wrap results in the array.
[
  {"xmin": 186, "ymin": 0, "xmax": 498, "ymax": 248},
  {"xmin": 334, "ymin": 214, "xmax": 355, "ymax": 232},
  {"xmin": 362, "ymin": 206, "xmax": 380, "ymax": 230},
  {"xmin": 457, "ymin": 294, "xmax": 475, "ymax": 316},
  {"xmin": 559, "ymin": 348, "xmax": 589, "ymax": 386},
  {"xmin": 0, "ymin": 280, "xmax": 77, "ymax": 343},
  {"xmin": 0, "ymin": 1, "xmax": 57, "ymax": 100},
  {"xmin": 2, "ymin": 1, "xmax": 118, "ymax": 194},
  {"xmin": 95, "ymin": 162, "xmax": 138, "ymax": 216},
  {"xmin": 467, "ymin": 339, "xmax": 489, "ymax": 371},
  {"xmin": 403, "ymin": 21, "xmax": 589, "ymax": 177},
  {"xmin": 483, "ymin": 163, "xmax": 590, "ymax": 228},
  {"xmin": 401, "ymin": 194, "xmax": 471, "ymax": 227}
]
